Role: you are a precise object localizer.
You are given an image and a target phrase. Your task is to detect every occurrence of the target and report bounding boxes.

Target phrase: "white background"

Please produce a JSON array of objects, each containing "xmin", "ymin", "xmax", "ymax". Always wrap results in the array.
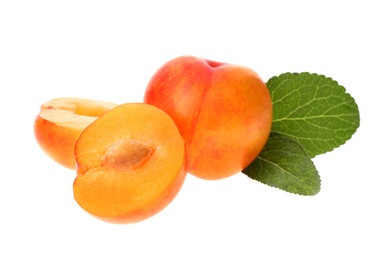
[{"xmin": 1, "ymin": 1, "xmax": 378, "ymax": 259}]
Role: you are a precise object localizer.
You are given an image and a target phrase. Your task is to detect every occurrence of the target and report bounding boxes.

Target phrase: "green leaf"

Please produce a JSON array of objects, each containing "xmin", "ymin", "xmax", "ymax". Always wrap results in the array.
[
  {"xmin": 243, "ymin": 134, "xmax": 320, "ymax": 196},
  {"xmin": 267, "ymin": 72, "xmax": 360, "ymax": 158}
]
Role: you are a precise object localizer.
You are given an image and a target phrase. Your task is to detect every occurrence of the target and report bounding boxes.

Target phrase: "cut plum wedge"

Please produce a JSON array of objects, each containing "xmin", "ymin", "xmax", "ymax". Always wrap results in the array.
[
  {"xmin": 34, "ymin": 97, "xmax": 117, "ymax": 169},
  {"xmin": 73, "ymin": 103, "xmax": 187, "ymax": 224}
]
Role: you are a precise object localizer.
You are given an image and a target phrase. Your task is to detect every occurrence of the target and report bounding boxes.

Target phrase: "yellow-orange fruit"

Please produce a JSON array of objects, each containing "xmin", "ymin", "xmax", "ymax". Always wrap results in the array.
[
  {"xmin": 144, "ymin": 56, "xmax": 272, "ymax": 180},
  {"xmin": 73, "ymin": 103, "xmax": 187, "ymax": 224},
  {"xmin": 34, "ymin": 97, "xmax": 117, "ymax": 169}
]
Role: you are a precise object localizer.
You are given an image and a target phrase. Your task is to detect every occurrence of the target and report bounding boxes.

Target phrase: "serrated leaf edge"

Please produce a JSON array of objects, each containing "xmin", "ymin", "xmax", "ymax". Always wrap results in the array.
[
  {"xmin": 245, "ymin": 155, "xmax": 321, "ymax": 196},
  {"xmin": 243, "ymin": 134, "xmax": 321, "ymax": 196},
  {"xmin": 267, "ymin": 72, "xmax": 361, "ymax": 158}
]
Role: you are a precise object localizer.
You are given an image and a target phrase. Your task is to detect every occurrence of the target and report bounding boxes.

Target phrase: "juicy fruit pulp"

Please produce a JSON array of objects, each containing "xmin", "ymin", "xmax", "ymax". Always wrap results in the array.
[
  {"xmin": 34, "ymin": 97, "xmax": 117, "ymax": 169},
  {"xmin": 73, "ymin": 103, "xmax": 187, "ymax": 224},
  {"xmin": 144, "ymin": 56, "xmax": 272, "ymax": 180}
]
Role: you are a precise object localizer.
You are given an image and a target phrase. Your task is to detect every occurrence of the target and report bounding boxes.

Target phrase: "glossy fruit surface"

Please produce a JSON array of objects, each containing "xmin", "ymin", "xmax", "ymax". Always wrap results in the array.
[{"xmin": 144, "ymin": 56, "xmax": 272, "ymax": 180}]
